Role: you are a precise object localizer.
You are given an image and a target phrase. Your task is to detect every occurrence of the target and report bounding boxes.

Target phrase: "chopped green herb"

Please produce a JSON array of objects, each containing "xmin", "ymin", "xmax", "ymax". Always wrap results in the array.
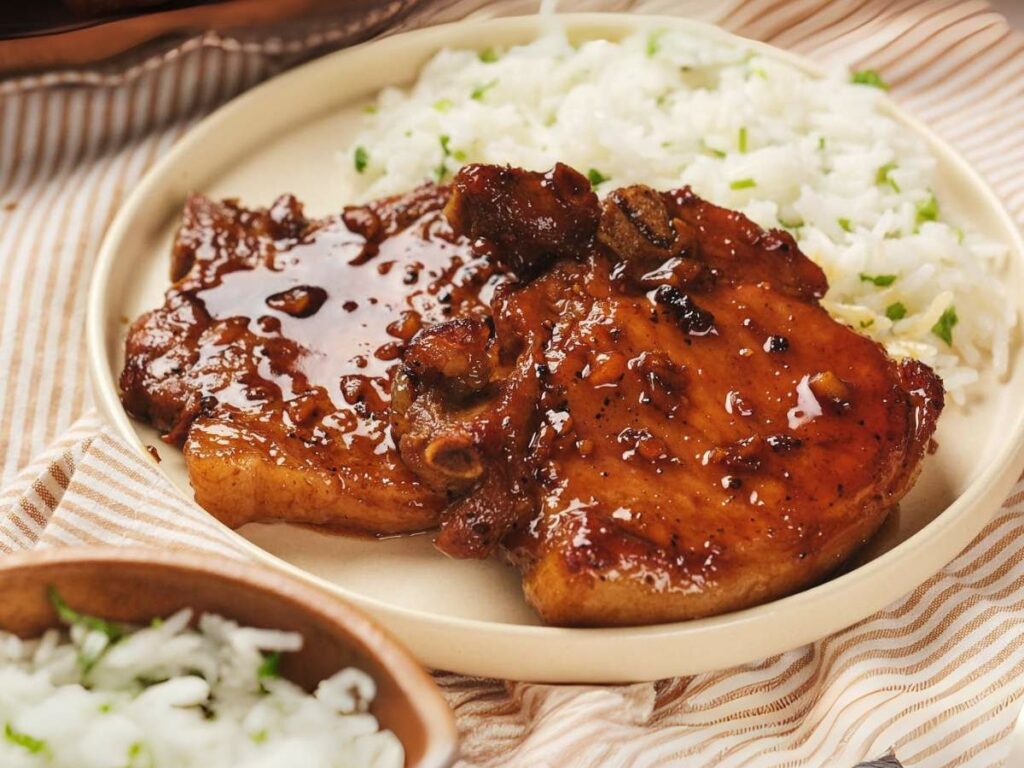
[
  {"xmin": 99, "ymin": 702, "xmax": 113, "ymax": 714},
  {"xmin": 362, "ymin": 104, "xmax": 377, "ymax": 114},
  {"xmin": 730, "ymin": 178, "xmax": 756, "ymax": 190},
  {"xmin": 818, "ymin": 136, "xmax": 826, "ymax": 150},
  {"xmin": 700, "ymin": 140, "xmax": 726, "ymax": 158},
  {"xmin": 885, "ymin": 302, "xmax": 907, "ymax": 321},
  {"xmin": 127, "ymin": 741, "xmax": 153, "ymax": 768},
  {"xmin": 251, "ymin": 729, "xmax": 269, "ymax": 744},
  {"xmin": 859, "ymin": 320, "xmax": 874, "ymax": 329},
  {"xmin": 433, "ymin": 98, "xmax": 453, "ymax": 112},
  {"xmin": 149, "ymin": 617, "xmax": 163, "ymax": 629},
  {"xmin": 452, "ymin": 149, "xmax": 467, "ymax": 162},
  {"xmin": 434, "ymin": 135, "xmax": 454, "ymax": 182},
  {"xmin": 952, "ymin": 225, "xmax": 965, "ymax": 244},
  {"xmin": 916, "ymin": 193, "xmax": 939, "ymax": 224},
  {"xmin": 48, "ymin": 586, "xmax": 123, "ymax": 642},
  {"xmin": 931, "ymin": 305, "xmax": 958, "ymax": 346},
  {"xmin": 646, "ymin": 29, "xmax": 666, "ymax": 57},
  {"xmin": 738, "ymin": 126, "xmax": 748, "ymax": 153},
  {"xmin": 778, "ymin": 215, "xmax": 805, "ymax": 229},
  {"xmin": 587, "ymin": 168, "xmax": 610, "ymax": 187},
  {"xmin": 79, "ymin": 646, "xmax": 107, "ymax": 677},
  {"xmin": 5, "ymin": 724, "xmax": 47, "ymax": 755},
  {"xmin": 470, "ymin": 80, "xmax": 498, "ymax": 101},
  {"xmin": 353, "ymin": 146, "xmax": 369, "ymax": 174},
  {"xmin": 478, "ymin": 47, "xmax": 499, "ymax": 63},
  {"xmin": 859, "ymin": 273, "xmax": 897, "ymax": 287},
  {"xmin": 851, "ymin": 69, "xmax": 889, "ymax": 90},
  {"xmin": 876, "ymin": 162, "xmax": 900, "ymax": 192},
  {"xmin": 750, "ymin": 66, "xmax": 768, "ymax": 80},
  {"xmin": 838, "ymin": 217, "xmax": 854, "ymax": 233},
  {"xmin": 258, "ymin": 651, "xmax": 281, "ymax": 681}
]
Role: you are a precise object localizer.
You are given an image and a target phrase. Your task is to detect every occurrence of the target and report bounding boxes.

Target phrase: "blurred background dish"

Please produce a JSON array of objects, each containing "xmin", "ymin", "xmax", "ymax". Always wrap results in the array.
[{"xmin": 0, "ymin": 0, "xmax": 420, "ymax": 74}]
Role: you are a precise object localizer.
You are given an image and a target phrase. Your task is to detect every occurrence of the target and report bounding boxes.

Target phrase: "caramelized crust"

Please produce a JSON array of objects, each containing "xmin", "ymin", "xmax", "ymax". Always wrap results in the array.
[{"xmin": 445, "ymin": 162, "xmax": 599, "ymax": 277}]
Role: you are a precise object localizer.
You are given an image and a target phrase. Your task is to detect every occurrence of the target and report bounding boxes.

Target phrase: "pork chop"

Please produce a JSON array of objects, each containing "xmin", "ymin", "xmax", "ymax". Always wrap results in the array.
[
  {"xmin": 120, "ymin": 184, "xmax": 503, "ymax": 532},
  {"xmin": 393, "ymin": 164, "xmax": 944, "ymax": 625}
]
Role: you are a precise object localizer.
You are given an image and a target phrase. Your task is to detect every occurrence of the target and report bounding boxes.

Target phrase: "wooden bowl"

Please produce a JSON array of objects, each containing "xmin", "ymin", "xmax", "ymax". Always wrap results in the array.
[{"xmin": 0, "ymin": 547, "xmax": 458, "ymax": 768}]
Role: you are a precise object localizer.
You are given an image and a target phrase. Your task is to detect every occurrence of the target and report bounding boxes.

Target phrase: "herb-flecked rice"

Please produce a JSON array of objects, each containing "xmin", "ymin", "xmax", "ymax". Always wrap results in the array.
[{"xmin": 0, "ymin": 591, "xmax": 403, "ymax": 768}]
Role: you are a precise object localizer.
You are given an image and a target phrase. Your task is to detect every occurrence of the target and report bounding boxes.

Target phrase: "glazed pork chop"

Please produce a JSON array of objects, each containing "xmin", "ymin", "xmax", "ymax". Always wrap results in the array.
[
  {"xmin": 120, "ymin": 184, "xmax": 503, "ymax": 533},
  {"xmin": 393, "ymin": 163, "xmax": 944, "ymax": 626},
  {"xmin": 121, "ymin": 161, "xmax": 943, "ymax": 626}
]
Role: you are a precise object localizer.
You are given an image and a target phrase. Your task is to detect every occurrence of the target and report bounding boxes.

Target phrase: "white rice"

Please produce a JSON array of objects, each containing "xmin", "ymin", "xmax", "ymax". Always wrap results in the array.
[
  {"xmin": 0, "ymin": 604, "xmax": 403, "ymax": 768},
  {"xmin": 342, "ymin": 27, "xmax": 1015, "ymax": 405}
]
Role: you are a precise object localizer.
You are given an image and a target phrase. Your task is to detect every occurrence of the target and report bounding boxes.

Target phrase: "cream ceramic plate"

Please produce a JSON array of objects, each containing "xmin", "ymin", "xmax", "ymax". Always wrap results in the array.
[{"xmin": 87, "ymin": 14, "xmax": 1024, "ymax": 683}]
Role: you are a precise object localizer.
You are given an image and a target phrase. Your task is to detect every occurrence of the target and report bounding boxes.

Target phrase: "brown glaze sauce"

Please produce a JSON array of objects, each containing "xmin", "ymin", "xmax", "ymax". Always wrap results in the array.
[
  {"xmin": 194, "ymin": 213, "xmax": 496, "ymax": 408},
  {"xmin": 176, "ymin": 192, "xmax": 501, "ymax": 459}
]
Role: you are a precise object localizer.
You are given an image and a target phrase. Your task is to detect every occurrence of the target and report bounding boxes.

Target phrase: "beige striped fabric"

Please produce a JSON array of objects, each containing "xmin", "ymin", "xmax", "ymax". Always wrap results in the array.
[{"xmin": 1, "ymin": 1, "xmax": 1023, "ymax": 766}]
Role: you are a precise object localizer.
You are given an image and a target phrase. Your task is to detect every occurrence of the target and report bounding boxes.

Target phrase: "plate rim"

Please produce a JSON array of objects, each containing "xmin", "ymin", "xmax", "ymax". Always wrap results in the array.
[{"xmin": 86, "ymin": 12, "xmax": 1024, "ymax": 682}]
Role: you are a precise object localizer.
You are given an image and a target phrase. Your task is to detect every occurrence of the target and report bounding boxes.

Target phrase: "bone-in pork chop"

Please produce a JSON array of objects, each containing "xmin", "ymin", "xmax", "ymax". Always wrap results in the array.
[
  {"xmin": 393, "ymin": 164, "xmax": 944, "ymax": 626},
  {"xmin": 120, "ymin": 185, "xmax": 502, "ymax": 532}
]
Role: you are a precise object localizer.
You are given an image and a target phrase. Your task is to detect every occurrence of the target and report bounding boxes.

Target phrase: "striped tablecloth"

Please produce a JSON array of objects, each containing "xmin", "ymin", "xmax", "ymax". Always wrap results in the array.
[{"xmin": 2, "ymin": 1, "xmax": 1024, "ymax": 765}]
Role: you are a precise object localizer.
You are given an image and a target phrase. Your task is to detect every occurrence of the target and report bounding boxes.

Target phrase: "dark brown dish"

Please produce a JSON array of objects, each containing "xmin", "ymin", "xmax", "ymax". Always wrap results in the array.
[{"xmin": 120, "ymin": 162, "xmax": 944, "ymax": 626}]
